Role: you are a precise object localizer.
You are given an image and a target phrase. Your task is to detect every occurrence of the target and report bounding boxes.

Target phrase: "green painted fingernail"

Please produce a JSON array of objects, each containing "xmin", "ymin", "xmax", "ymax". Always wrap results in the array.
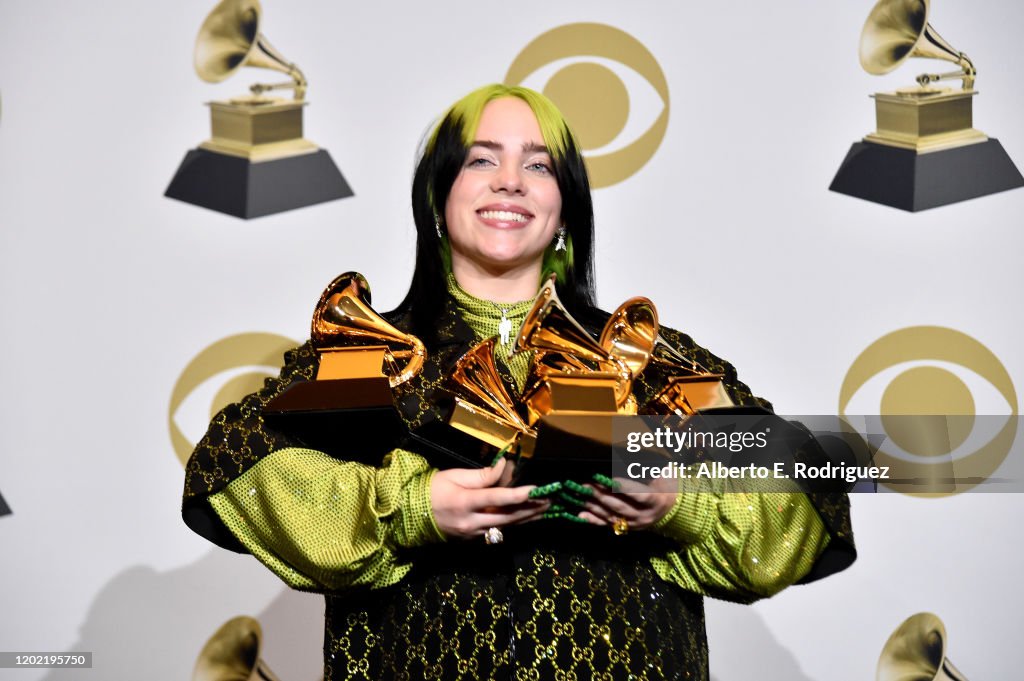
[
  {"xmin": 490, "ymin": 444, "xmax": 512, "ymax": 466},
  {"xmin": 556, "ymin": 491, "xmax": 587, "ymax": 507},
  {"xmin": 564, "ymin": 480, "xmax": 594, "ymax": 496},
  {"xmin": 592, "ymin": 474, "xmax": 620, "ymax": 490},
  {"xmin": 529, "ymin": 482, "xmax": 562, "ymax": 499},
  {"xmin": 543, "ymin": 510, "xmax": 586, "ymax": 522}
]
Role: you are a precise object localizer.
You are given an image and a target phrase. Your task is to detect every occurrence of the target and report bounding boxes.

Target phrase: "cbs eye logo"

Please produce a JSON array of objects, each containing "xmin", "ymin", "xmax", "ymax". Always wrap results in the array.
[
  {"xmin": 505, "ymin": 23, "xmax": 669, "ymax": 189},
  {"xmin": 839, "ymin": 326, "xmax": 1018, "ymax": 496},
  {"xmin": 168, "ymin": 333, "xmax": 298, "ymax": 466}
]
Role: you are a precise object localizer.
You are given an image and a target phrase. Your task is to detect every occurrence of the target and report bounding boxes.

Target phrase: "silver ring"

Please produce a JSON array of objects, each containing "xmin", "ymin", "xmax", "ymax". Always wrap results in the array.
[{"xmin": 484, "ymin": 527, "xmax": 504, "ymax": 545}]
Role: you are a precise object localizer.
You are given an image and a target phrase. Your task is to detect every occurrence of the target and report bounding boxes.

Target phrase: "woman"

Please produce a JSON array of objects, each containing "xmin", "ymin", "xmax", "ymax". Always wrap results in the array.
[{"xmin": 182, "ymin": 84, "xmax": 854, "ymax": 680}]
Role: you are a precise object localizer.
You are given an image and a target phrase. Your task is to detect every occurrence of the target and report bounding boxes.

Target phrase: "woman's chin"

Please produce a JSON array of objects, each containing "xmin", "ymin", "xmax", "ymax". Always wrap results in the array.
[
  {"xmin": 476, "ymin": 252, "xmax": 544, "ymax": 273},
  {"xmin": 454, "ymin": 244, "xmax": 543, "ymax": 272}
]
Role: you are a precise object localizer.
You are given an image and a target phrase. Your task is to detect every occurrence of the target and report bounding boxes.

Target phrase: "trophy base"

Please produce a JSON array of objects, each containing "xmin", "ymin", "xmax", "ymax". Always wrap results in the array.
[
  {"xmin": 448, "ymin": 398, "xmax": 531, "ymax": 452},
  {"xmin": 829, "ymin": 139, "xmax": 1024, "ymax": 211},
  {"xmin": 516, "ymin": 413, "xmax": 621, "ymax": 485},
  {"xmin": 263, "ymin": 377, "xmax": 404, "ymax": 462},
  {"xmin": 868, "ymin": 89, "xmax": 985, "ymax": 153},
  {"xmin": 407, "ymin": 420, "xmax": 506, "ymax": 470},
  {"xmin": 411, "ymin": 412, "xmax": 613, "ymax": 480},
  {"xmin": 164, "ymin": 147, "xmax": 353, "ymax": 219},
  {"xmin": 644, "ymin": 374, "xmax": 733, "ymax": 416}
]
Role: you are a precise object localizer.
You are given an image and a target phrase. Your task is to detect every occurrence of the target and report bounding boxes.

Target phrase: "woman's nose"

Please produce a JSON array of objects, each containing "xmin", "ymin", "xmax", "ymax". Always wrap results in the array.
[{"xmin": 492, "ymin": 164, "xmax": 525, "ymax": 194}]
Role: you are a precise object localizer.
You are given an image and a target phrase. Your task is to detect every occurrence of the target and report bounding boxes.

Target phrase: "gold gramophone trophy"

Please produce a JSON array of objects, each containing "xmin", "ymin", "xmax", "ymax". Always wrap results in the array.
[
  {"xmin": 599, "ymin": 298, "xmax": 734, "ymax": 418},
  {"xmin": 512, "ymin": 278, "xmax": 733, "ymax": 423},
  {"xmin": 165, "ymin": 0, "xmax": 352, "ymax": 218},
  {"xmin": 447, "ymin": 337, "xmax": 537, "ymax": 458},
  {"xmin": 263, "ymin": 272, "xmax": 425, "ymax": 461},
  {"xmin": 830, "ymin": 0, "xmax": 1022, "ymax": 211},
  {"xmin": 443, "ymin": 276, "xmax": 737, "ymax": 481}
]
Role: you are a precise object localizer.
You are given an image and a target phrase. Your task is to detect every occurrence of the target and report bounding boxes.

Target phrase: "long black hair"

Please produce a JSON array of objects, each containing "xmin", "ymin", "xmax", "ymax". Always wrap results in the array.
[{"xmin": 394, "ymin": 84, "xmax": 600, "ymax": 345}]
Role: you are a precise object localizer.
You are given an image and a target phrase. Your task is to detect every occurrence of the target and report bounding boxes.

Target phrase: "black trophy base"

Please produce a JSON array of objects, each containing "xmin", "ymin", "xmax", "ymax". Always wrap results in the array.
[
  {"xmin": 264, "ymin": 406, "xmax": 406, "ymax": 463},
  {"xmin": 263, "ymin": 378, "xmax": 404, "ymax": 463},
  {"xmin": 407, "ymin": 420, "xmax": 502, "ymax": 470},
  {"xmin": 514, "ymin": 414, "xmax": 621, "ymax": 486},
  {"xmin": 829, "ymin": 139, "xmax": 1024, "ymax": 212},
  {"xmin": 165, "ymin": 148, "xmax": 353, "ymax": 218}
]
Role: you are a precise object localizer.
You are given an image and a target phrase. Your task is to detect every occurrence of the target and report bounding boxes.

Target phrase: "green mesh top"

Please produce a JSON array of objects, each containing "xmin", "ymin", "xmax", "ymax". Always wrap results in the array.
[{"xmin": 445, "ymin": 272, "xmax": 533, "ymax": 391}]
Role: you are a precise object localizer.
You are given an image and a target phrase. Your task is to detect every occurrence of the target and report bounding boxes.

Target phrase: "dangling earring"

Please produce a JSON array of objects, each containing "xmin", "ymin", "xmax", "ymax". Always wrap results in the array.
[
  {"xmin": 554, "ymin": 226, "xmax": 567, "ymax": 252},
  {"xmin": 434, "ymin": 214, "xmax": 444, "ymax": 239}
]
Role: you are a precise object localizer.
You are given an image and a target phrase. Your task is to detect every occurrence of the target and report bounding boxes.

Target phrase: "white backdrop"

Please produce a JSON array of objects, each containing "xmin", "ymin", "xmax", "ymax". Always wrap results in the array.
[{"xmin": 1, "ymin": 1, "xmax": 1022, "ymax": 679}]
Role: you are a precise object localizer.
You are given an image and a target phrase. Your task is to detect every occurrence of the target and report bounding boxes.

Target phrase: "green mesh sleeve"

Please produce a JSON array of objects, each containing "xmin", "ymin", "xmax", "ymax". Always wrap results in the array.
[
  {"xmin": 208, "ymin": 447, "xmax": 444, "ymax": 592},
  {"xmin": 649, "ymin": 488, "xmax": 829, "ymax": 603}
]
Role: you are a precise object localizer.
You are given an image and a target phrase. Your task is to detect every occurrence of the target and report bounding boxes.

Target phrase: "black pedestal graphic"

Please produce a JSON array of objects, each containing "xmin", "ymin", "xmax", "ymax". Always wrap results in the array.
[
  {"xmin": 829, "ymin": 139, "xmax": 1023, "ymax": 211},
  {"xmin": 0, "ymin": 490, "xmax": 11, "ymax": 517},
  {"xmin": 165, "ymin": 148, "xmax": 353, "ymax": 219}
]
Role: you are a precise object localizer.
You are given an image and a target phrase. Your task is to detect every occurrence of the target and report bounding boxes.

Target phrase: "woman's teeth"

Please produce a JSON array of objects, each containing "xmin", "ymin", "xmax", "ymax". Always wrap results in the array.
[{"xmin": 479, "ymin": 210, "xmax": 528, "ymax": 222}]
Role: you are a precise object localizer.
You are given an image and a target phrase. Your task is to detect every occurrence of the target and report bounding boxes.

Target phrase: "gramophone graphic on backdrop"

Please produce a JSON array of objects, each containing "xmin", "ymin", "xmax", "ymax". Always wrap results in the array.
[
  {"xmin": 876, "ymin": 612, "xmax": 968, "ymax": 681},
  {"xmin": 192, "ymin": 616, "xmax": 281, "ymax": 681},
  {"xmin": 830, "ymin": 0, "xmax": 1023, "ymax": 211},
  {"xmin": 165, "ymin": 0, "xmax": 352, "ymax": 219}
]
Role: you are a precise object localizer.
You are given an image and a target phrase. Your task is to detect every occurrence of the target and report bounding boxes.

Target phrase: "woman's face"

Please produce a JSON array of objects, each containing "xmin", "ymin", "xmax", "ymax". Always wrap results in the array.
[{"xmin": 444, "ymin": 97, "xmax": 563, "ymax": 277}]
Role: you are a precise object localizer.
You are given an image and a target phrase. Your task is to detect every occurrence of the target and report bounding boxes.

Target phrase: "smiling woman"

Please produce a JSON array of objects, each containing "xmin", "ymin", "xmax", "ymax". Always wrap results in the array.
[
  {"xmin": 443, "ymin": 97, "xmax": 564, "ymax": 301},
  {"xmin": 393, "ymin": 84, "xmax": 602, "ymax": 409},
  {"xmin": 181, "ymin": 83, "xmax": 854, "ymax": 681}
]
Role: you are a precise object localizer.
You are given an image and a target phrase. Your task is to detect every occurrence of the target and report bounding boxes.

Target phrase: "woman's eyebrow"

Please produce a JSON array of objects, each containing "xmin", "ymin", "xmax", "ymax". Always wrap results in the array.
[{"xmin": 470, "ymin": 140, "xmax": 550, "ymax": 154}]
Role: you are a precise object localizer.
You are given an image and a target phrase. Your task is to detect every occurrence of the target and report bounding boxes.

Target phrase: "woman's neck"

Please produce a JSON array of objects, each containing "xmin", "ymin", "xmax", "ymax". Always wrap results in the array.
[{"xmin": 450, "ymin": 258, "xmax": 542, "ymax": 303}]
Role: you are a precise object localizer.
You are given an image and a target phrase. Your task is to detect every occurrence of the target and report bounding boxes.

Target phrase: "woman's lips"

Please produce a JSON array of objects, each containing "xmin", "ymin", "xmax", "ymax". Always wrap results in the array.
[{"xmin": 476, "ymin": 205, "xmax": 533, "ymax": 228}]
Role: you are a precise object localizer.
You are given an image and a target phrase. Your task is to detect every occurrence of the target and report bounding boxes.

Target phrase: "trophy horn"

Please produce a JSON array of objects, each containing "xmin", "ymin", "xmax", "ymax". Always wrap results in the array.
[
  {"xmin": 514, "ymin": 276, "xmax": 613, "ymax": 366},
  {"xmin": 311, "ymin": 272, "xmax": 426, "ymax": 388},
  {"xmin": 598, "ymin": 297, "xmax": 658, "ymax": 379},
  {"xmin": 450, "ymin": 337, "xmax": 532, "ymax": 433},
  {"xmin": 859, "ymin": 0, "xmax": 975, "ymax": 89},
  {"xmin": 598, "ymin": 297, "xmax": 706, "ymax": 377},
  {"xmin": 194, "ymin": 0, "xmax": 308, "ymax": 99},
  {"xmin": 876, "ymin": 612, "xmax": 968, "ymax": 681},
  {"xmin": 513, "ymin": 276, "xmax": 634, "ymax": 410},
  {"xmin": 650, "ymin": 335, "xmax": 703, "ymax": 374},
  {"xmin": 193, "ymin": 615, "xmax": 281, "ymax": 681}
]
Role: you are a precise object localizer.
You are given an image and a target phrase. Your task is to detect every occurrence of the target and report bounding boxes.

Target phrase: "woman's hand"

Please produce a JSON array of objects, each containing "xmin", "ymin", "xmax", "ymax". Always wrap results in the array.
[
  {"xmin": 574, "ymin": 475, "xmax": 678, "ymax": 531},
  {"xmin": 429, "ymin": 458, "xmax": 549, "ymax": 540}
]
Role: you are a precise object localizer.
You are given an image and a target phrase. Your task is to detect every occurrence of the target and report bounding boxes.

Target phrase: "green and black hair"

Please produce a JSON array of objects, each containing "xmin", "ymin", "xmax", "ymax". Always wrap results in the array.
[{"xmin": 397, "ymin": 84, "xmax": 598, "ymax": 345}]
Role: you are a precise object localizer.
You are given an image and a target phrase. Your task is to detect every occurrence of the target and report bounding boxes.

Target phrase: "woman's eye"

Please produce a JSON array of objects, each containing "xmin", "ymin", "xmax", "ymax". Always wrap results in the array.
[
  {"xmin": 528, "ymin": 161, "xmax": 553, "ymax": 173},
  {"xmin": 467, "ymin": 156, "xmax": 494, "ymax": 167}
]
